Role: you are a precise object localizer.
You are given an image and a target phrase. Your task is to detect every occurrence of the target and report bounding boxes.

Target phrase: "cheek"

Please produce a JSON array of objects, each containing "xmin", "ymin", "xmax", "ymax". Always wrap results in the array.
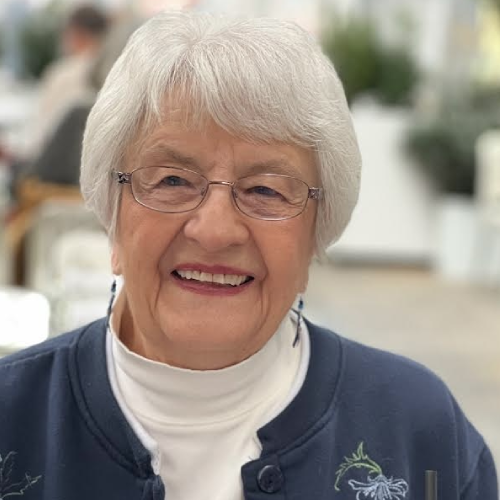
[
  {"xmin": 261, "ymin": 220, "xmax": 314, "ymax": 293},
  {"xmin": 127, "ymin": 227, "xmax": 171, "ymax": 276},
  {"xmin": 115, "ymin": 200, "xmax": 180, "ymax": 280},
  {"xmin": 290, "ymin": 213, "xmax": 316, "ymax": 290}
]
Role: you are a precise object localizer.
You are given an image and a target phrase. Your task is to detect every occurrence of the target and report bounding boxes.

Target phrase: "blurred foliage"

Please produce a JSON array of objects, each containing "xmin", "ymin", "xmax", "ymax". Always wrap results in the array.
[
  {"xmin": 19, "ymin": 2, "xmax": 63, "ymax": 79},
  {"xmin": 322, "ymin": 18, "xmax": 379, "ymax": 104},
  {"xmin": 484, "ymin": 0, "xmax": 500, "ymax": 12},
  {"xmin": 406, "ymin": 88, "xmax": 500, "ymax": 195},
  {"xmin": 321, "ymin": 16, "xmax": 419, "ymax": 106},
  {"xmin": 376, "ymin": 49, "xmax": 418, "ymax": 106}
]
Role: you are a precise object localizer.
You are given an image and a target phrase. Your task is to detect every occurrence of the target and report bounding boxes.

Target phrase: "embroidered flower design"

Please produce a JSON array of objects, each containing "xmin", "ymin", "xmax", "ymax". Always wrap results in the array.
[
  {"xmin": 349, "ymin": 474, "xmax": 409, "ymax": 500},
  {"xmin": 335, "ymin": 443, "xmax": 408, "ymax": 499},
  {"xmin": 0, "ymin": 452, "xmax": 42, "ymax": 499}
]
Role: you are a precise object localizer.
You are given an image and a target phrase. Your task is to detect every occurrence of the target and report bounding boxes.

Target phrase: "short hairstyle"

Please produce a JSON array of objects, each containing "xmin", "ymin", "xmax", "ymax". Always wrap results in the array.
[
  {"xmin": 66, "ymin": 5, "xmax": 109, "ymax": 37},
  {"xmin": 81, "ymin": 11, "xmax": 361, "ymax": 254}
]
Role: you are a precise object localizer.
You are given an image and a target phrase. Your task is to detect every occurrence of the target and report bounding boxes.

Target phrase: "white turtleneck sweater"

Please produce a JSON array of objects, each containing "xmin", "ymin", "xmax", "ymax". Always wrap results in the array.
[{"xmin": 106, "ymin": 308, "xmax": 310, "ymax": 500}]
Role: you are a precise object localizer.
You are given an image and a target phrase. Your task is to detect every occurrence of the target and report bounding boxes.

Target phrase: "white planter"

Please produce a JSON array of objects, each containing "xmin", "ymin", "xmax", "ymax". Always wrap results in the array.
[
  {"xmin": 434, "ymin": 195, "xmax": 478, "ymax": 281},
  {"xmin": 330, "ymin": 102, "xmax": 436, "ymax": 263}
]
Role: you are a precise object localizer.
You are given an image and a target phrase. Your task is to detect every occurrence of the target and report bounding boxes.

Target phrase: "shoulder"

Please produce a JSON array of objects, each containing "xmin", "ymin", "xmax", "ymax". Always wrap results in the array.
[
  {"xmin": 40, "ymin": 58, "xmax": 78, "ymax": 89},
  {"xmin": 42, "ymin": 55, "xmax": 90, "ymax": 84},
  {"xmin": 305, "ymin": 321, "xmax": 483, "ymax": 446},
  {"xmin": 307, "ymin": 320, "xmax": 452, "ymax": 410},
  {"xmin": 305, "ymin": 321, "xmax": 497, "ymax": 496},
  {"xmin": 0, "ymin": 330, "xmax": 77, "ymax": 369},
  {"xmin": 0, "ymin": 318, "xmax": 107, "ymax": 446},
  {"xmin": 0, "ymin": 318, "xmax": 106, "ymax": 384}
]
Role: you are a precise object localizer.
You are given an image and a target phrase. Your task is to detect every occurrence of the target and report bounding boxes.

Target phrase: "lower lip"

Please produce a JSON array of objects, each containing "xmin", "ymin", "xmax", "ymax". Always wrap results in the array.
[{"xmin": 172, "ymin": 273, "xmax": 254, "ymax": 296}]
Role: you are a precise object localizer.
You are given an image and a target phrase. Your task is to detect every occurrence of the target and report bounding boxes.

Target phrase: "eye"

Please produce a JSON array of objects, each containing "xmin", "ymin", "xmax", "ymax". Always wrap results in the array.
[
  {"xmin": 248, "ymin": 185, "xmax": 282, "ymax": 197},
  {"xmin": 161, "ymin": 175, "xmax": 190, "ymax": 187}
]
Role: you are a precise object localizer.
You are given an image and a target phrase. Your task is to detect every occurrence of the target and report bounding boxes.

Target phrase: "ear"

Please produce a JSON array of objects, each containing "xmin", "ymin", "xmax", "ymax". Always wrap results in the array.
[{"xmin": 111, "ymin": 243, "xmax": 123, "ymax": 275}]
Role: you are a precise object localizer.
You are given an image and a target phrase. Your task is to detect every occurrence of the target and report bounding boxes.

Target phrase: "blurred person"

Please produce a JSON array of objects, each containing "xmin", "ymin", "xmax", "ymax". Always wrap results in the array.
[
  {"xmin": 0, "ymin": 11, "xmax": 497, "ymax": 500},
  {"xmin": 26, "ymin": 4, "xmax": 109, "ymax": 159},
  {"xmin": 3, "ymin": 15, "xmax": 139, "ymax": 285},
  {"xmin": 22, "ymin": 15, "xmax": 140, "ymax": 187},
  {"xmin": 0, "ymin": 4, "xmax": 109, "ymax": 198}
]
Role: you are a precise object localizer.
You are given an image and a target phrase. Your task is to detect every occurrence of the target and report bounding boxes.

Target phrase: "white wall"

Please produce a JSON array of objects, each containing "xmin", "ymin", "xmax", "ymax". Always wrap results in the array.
[{"xmin": 330, "ymin": 103, "xmax": 437, "ymax": 263}]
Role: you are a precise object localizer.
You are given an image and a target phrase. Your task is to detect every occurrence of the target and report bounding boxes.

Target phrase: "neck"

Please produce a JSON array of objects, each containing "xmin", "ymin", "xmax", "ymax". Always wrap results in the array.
[{"xmin": 110, "ymin": 310, "xmax": 301, "ymax": 427}]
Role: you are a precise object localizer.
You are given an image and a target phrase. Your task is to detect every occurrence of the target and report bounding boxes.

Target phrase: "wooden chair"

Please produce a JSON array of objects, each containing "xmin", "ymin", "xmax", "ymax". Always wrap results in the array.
[{"xmin": 4, "ymin": 177, "xmax": 83, "ymax": 284}]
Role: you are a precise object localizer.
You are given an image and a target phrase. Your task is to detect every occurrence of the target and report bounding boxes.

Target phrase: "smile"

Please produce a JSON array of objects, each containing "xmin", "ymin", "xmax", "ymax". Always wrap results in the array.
[{"xmin": 173, "ymin": 270, "xmax": 254, "ymax": 287}]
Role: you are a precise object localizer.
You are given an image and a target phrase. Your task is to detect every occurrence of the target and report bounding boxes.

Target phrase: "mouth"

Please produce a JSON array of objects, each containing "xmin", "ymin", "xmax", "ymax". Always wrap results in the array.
[{"xmin": 172, "ymin": 269, "xmax": 254, "ymax": 288}]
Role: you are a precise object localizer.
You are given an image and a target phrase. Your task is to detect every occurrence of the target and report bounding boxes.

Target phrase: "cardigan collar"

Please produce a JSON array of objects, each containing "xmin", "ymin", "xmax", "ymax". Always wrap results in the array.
[{"xmin": 69, "ymin": 317, "xmax": 342, "ymax": 475}]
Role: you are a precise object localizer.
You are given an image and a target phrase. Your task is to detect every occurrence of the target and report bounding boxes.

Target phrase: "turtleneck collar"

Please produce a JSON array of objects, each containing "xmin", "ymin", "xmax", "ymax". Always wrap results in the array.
[{"xmin": 110, "ymin": 307, "xmax": 299, "ymax": 426}]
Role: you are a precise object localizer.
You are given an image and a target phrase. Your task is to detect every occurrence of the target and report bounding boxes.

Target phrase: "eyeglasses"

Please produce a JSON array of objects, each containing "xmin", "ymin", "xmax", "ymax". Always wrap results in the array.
[{"xmin": 114, "ymin": 166, "xmax": 322, "ymax": 221}]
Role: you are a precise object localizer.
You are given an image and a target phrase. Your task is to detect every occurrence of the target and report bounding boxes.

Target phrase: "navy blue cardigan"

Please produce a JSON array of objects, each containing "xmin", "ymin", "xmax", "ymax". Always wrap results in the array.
[{"xmin": 0, "ymin": 318, "xmax": 497, "ymax": 499}]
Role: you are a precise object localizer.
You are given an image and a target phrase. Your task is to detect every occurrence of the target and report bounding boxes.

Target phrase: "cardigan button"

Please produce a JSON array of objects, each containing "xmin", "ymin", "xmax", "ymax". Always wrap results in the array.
[{"xmin": 257, "ymin": 465, "xmax": 284, "ymax": 493}]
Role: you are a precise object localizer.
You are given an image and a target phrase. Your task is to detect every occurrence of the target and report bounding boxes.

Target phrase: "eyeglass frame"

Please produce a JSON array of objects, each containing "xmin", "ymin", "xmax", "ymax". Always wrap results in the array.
[{"xmin": 113, "ymin": 166, "xmax": 323, "ymax": 221}]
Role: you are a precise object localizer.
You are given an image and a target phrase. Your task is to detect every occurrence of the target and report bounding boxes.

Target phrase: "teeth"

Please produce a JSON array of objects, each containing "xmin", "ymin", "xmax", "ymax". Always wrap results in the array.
[{"xmin": 176, "ymin": 270, "xmax": 249, "ymax": 286}]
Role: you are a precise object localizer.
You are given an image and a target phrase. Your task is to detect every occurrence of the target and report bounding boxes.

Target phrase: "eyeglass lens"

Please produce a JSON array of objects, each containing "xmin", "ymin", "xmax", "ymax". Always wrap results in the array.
[{"xmin": 129, "ymin": 166, "xmax": 309, "ymax": 220}]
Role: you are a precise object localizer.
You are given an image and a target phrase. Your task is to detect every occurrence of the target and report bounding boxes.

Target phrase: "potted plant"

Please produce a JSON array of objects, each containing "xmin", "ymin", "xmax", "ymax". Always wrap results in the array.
[
  {"xmin": 406, "ymin": 89, "xmax": 500, "ymax": 279},
  {"xmin": 19, "ymin": 2, "xmax": 62, "ymax": 80},
  {"xmin": 321, "ymin": 15, "xmax": 432, "ymax": 263},
  {"xmin": 321, "ymin": 16, "xmax": 419, "ymax": 107}
]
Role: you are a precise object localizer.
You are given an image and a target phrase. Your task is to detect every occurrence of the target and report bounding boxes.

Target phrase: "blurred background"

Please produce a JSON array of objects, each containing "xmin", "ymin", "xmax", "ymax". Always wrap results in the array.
[{"xmin": 0, "ymin": 0, "xmax": 499, "ymax": 472}]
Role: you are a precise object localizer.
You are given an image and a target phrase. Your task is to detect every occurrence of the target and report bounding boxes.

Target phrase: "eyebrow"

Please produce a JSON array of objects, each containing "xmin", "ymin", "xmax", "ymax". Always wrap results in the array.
[
  {"xmin": 242, "ymin": 160, "xmax": 303, "ymax": 178},
  {"xmin": 141, "ymin": 145, "xmax": 201, "ymax": 170},
  {"xmin": 141, "ymin": 144, "xmax": 303, "ymax": 177}
]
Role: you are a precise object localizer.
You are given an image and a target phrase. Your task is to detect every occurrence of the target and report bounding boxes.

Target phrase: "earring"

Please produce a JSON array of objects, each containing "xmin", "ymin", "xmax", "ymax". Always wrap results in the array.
[
  {"xmin": 293, "ymin": 295, "xmax": 304, "ymax": 347},
  {"xmin": 106, "ymin": 279, "xmax": 117, "ymax": 330}
]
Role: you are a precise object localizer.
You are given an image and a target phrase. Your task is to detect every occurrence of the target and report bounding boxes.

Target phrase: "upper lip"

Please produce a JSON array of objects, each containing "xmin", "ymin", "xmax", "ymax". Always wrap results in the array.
[{"xmin": 173, "ymin": 263, "xmax": 255, "ymax": 277}]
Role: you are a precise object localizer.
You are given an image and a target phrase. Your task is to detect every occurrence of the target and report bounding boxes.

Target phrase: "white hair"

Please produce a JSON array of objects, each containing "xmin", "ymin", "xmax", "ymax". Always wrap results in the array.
[{"xmin": 80, "ymin": 10, "xmax": 361, "ymax": 254}]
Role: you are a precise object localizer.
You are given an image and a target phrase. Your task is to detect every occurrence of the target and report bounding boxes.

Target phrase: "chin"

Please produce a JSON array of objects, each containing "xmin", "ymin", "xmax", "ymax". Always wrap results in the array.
[{"xmin": 162, "ymin": 315, "xmax": 260, "ymax": 348}]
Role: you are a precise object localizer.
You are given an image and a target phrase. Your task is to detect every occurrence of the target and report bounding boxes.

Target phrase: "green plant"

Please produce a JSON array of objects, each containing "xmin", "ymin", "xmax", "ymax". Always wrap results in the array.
[
  {"xmin": 406, "ymin": 94, "xmax": 500, "ymax": 195},
  {"xmin": 321, "ymin": 16, "xmax": 419, "ymax": 106},
  {"xmin": 481, "ymin": 0, "xmax": 500, "ymax": 13},
  {"xmin": 322, "ymin": 18, "xmax": 380, "ymax": 104},
  {"xmin": 19, "ymin": 3, "xmax": 63, "ymax": 79},
  {"xmin": 376, "ymin": 47, "xmax": 419, "ymax": 106}
]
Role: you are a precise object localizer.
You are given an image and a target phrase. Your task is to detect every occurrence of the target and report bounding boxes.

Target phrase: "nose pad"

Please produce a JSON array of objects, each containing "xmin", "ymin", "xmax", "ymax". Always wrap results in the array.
[
  {"xmin": 199, "ymin": 182, "xmax": 238, "ymax": 211},
  {"xmin": 201, "ymin": 184, "xmax": 239, "ymax": 216}
]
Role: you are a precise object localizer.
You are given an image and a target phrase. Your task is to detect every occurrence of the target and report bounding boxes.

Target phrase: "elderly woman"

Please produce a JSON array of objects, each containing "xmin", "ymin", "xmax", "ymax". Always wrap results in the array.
[{"xmin": 0, "ymin": 11, "xmax": 496, "ymax": 500}]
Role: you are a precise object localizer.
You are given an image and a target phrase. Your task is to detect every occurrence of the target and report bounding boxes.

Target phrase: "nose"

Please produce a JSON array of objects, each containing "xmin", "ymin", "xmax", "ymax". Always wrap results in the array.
[{"xmin": 183, "ymin": 183, "xmax": 250, "ymax": 252}]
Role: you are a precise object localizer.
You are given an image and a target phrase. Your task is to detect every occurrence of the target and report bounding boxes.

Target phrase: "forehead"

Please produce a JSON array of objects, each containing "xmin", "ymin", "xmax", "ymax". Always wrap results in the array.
[{"xmin": 127, "ymin": 115, "xmax": 318, "ymax": 182}]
